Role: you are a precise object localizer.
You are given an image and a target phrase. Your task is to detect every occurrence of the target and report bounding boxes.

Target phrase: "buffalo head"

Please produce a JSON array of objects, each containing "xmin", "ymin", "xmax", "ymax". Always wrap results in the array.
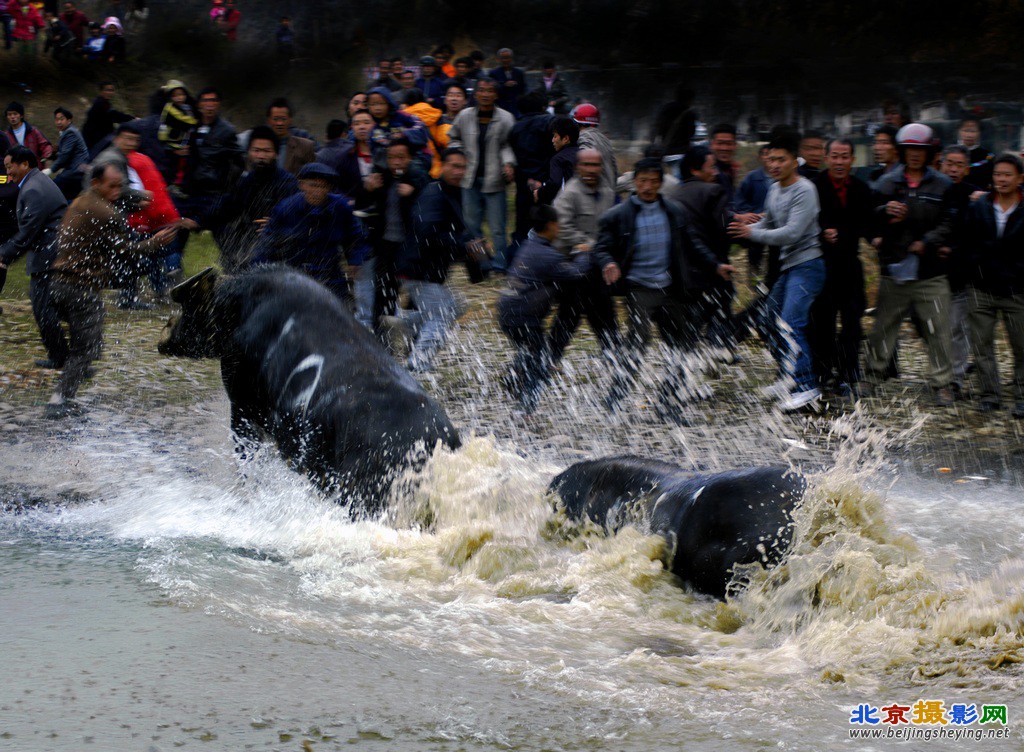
[{"xmin": 158, "ymin": 267, "xmax": 225, "ymax": 358}]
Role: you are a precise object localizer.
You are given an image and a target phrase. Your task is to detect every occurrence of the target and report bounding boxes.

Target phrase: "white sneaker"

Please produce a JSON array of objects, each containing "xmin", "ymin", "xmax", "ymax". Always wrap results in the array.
[
  {"xmin": 760, "ymin": 376, "xmax": 795, "ymax": 400},
  {"xmin": 779, "ymin": 387, "xmax": 821, "ymax": 413}
]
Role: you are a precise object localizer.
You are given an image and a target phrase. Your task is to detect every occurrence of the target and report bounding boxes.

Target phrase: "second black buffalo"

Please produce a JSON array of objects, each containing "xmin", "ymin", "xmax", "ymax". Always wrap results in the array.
[
  {"xmin": 158, "ymin": 266, "xmax": 461, "ymax": 512},
  {"xmin": 549, "ymin": 456, "xmax": 806, "ymax": 598}
]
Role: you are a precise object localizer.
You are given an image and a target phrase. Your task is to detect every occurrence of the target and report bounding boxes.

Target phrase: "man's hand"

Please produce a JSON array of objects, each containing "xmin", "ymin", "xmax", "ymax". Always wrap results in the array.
[
  {"xmin": 717, "ymin": 263, "xmax": 737, "ymax": 281},
  {"xmin": 527, "ymin": 178, "xmax": 541, "ymax": 191},
  {"xmin": 602, "ymin": 262, "xmax": 621, "ymax": 286},
  {"xmin": 871, "ymin": 237, "xmax": 883, "ymax": 249},
  {"xmin": 502, "ymin": 163, "xmax": 515, "ymax": 183},
  {"xmin": 179, "ymin": 218, "xmax": 199, "ymax": 231},
  {"xmin": 253, "ymin": 217, "xmax": 269, "ymax": 233},
  {"xmin": 908, "ymin": 240, "xmax": 926, "ymax": 256},
  {"xmin": 466, "ymin": 238, "xmax": 491, "ymax": 262},
  {"xmin": 885, "ymin": 201, "xmax": 908, "ymax": 222},
  {"xmin": 397, "ymin": 182, "xmax": 414, "ymax": 198},
  {"xmin": 937, "ymin": 245, "xmax": 952, "ymax": 259},
  {"xmin": 727, "ymin": 220, "xmax": 752, "ymax": 239},
  {"xmin": 822, "ymin": 228, "xmax": 838, "ymax": 244},
  {"xmin": 732, "ymin": 212, "xmax": 761, "ymax": 225},
  {"xmin": 174, "ymin": 146, "xmax": 190, "ymax": 157},
  {"xmin": 573, "ymin": 243, "xmax": 592, "ymax": 253},
  {"xmin": 363, "ymin": 173, "xmax": 383, "ymax": 192},
  {"xmin": 152, "ymin": 226, "xmax": 179, "ymax": 246}
]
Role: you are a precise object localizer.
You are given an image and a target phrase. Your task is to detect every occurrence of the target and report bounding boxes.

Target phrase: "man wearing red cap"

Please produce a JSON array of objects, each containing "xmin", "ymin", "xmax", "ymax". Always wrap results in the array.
[{"xmin": 572, "ymin": 103, "xmax": 617, "ymax": 190}]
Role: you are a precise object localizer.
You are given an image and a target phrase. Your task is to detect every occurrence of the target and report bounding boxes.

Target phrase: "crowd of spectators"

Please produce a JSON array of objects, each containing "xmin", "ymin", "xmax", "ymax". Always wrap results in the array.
[{"xmin": 0, "ymin": 41, "xmax": 1022, "ymax": 423}]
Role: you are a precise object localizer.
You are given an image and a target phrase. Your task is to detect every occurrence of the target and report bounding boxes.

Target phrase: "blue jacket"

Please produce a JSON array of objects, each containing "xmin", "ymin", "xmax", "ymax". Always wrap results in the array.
[
  {"xmin": 366, "ymin": 87, "xmax": 429, "ymax": 155},
  {"xmin": 735, "ymin": 167, "xmax": 771, "ymax": 214},
  {"xmin": 397, "ymin": 179, "xmax": 481, "ymax": 284},
  {"xmin": 497, "ymin": 231, "xmax": 590, "ymax": 327},
  {"xmin": 488, "ymin": 66, "xmax": 527, "ymax": 118},
  {"xmin": 250, "ymin": 192, "xmax": 370, "ymax": 293},
  {"xmin": 414, "ymin": 76, "xmax": 446, "ymax": 108},
  {"xmin": 508, "ymin": 112, "xmax": 555, "ymax": 181}
]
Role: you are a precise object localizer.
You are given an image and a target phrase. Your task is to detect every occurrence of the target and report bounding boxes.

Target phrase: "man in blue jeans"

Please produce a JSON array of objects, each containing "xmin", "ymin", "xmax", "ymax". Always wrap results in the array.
[
  {"xmin": 729, "ymin": 134, "xmax": 825, "ymax": 412},
  {"xmin": 446, "ymin": 78, "xmax": 515, "ymax": 272},
  {"xmin": 390, "ymin": 148, "xmax": 487, "ymax": 372}
]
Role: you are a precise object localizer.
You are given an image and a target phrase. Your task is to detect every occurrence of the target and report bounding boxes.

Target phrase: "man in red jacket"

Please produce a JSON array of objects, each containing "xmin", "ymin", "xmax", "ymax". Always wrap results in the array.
[
  {"xmin": 4, "ymin": 102, "xmax": 54, "ymax": 168},
  {"xmin": 59, "ymin": 1, "xmax": 90, "ymax": 51}
]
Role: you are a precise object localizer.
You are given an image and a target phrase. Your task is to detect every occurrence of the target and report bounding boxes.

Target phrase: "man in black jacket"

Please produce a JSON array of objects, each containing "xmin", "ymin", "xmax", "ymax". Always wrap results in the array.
[
  {"xmin": 594, "ymin": 158, "xmax": 735, "ymax": 416},
  {"xmin": 534, "ymin": 115, "xmax": 578, "ymax": 205},
  {"xmin": 939, "ymin": 144, "xmax": 982, "ymax": 394},
  {"xmin": 179, "ymin": 87, "xmax": 240, "ymax": 221},
  {"xmin": 507, "ymin": 93, "xmax": 553, "ymax": 248},
  {"xmin": 488, "ymin": 48, "xmax": 526, "ymax": 119},
  {"xmin": 391, "ymin": 148, "xmax": 485, "ymax": 372},
  {"xmin": 81, "ymin": 81, "xmax": 134, "ymax": 149},
  {"xmin": 963, "ymin": 154, "xmax": 1024, "ymax": 416},
  {"xmin": 809, "ymin": 138, "xmax": 875, "ymax": 394},
  {"xmin": 206, "ymin": 126, "xmax": 298, "ymax": 272},
  {"xmin": 668, "ymin": 145, "xmax": 736, "ymax": 358},
  {"xmin": 361, "ymin": 138, "xmax": 428, "ymax": 335}
]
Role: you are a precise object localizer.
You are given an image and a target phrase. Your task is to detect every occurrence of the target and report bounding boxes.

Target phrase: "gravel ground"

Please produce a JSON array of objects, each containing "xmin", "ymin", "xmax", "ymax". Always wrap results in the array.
[{"xmin": 1, "ymin": 237, "xmax": 1022, "ymax": 489}]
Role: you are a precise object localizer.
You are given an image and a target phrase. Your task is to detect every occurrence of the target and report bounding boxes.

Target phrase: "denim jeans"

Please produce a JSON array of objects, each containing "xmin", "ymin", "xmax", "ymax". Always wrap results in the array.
[
  {"xmin": 463, "ymin": 180, "xmax": 508, "ymax": 271},
  {"xmin": 352, "ymin": 256, "xmax": 376, "ymax": 330},
  {"xmin": 402, "ymin": 279, "xmax": 463, "ymax": 372},
  {"xmin": 765, "ymin": 257, "xmax": 826, "ymax": 391}
]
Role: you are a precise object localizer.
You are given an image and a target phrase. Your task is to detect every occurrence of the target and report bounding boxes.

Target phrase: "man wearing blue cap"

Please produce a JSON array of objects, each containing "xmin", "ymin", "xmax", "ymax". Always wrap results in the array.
[{"xmin": 249, "ymin": 162, "xmax": 370, "ymax": 302}]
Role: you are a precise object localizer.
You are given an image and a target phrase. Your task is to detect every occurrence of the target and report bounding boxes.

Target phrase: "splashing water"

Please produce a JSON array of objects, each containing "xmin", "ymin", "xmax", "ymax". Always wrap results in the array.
[{"xmin": 2, "ymin": 312, "xmax": 1022, "ymax": 749}]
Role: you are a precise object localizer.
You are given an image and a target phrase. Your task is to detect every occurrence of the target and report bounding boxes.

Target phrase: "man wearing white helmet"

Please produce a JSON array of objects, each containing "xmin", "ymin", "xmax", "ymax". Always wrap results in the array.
[
  {"xmin": 572, "ymin": 103, "xmax": 617, "ymax": 190},
  {"xmin": 862, "ymin": 122, "xmax": 956, "ymax": 406}
]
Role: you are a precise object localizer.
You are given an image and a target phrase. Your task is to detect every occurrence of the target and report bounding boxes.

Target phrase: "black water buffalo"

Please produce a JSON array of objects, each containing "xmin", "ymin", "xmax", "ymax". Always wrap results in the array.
[
  {"xmin": 548, "ymin": 457, "xmax": 806, "ymax": 598},
  {"xmin": 158, "ymin": 266, "xmax": 461, "ymax": 512}
]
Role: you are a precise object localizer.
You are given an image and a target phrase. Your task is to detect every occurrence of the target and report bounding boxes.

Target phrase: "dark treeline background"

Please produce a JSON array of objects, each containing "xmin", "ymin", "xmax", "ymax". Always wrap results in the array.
[
  {"xmin": 139, "ymin": 0, "xmax": 1024, "ymax": 68},
  {"xmin": 6, "ymin": 1, "xmax": 1023, "ymax": 143}
]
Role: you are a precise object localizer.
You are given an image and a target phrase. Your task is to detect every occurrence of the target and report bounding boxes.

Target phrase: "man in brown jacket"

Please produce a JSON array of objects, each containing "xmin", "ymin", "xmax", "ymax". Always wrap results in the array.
[
  {"xmin": 266, "ymin": 98, "xmax": 315, "ymax": 176},
  {"xmin": 44, "ymin": 163, "xmax": 176, "ymax": 419}
]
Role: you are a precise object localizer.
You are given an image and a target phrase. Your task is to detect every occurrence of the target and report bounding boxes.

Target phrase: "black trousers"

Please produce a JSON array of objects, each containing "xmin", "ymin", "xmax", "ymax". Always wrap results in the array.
[
  {"xmin": 499, "ymin": 319, "xmax": 550, "ymax": 411},
  {"xmin": 29, "ymin": 273, "xmax": 70, "ymax": 366},
  {"xmin": 607, "ymin": 283, "xmax": 703, "ymax": 408},
  {"xmin": 511, "ymin": 174, "xmax": 536, "ymax": 246},
  {"xmin": 549, "ymin": 268, "xmax": 618, "ymax": 362},
  {"xmin": 50, "ymin": 280, "xmax": 104, "ymax": 400},
  {"xmin": 372, "ymin": 240, "xmax": 401, "ymax": 334},
  {"xmin": 810, "ymin": 258, "xmax": 866, "ymax": 385}
]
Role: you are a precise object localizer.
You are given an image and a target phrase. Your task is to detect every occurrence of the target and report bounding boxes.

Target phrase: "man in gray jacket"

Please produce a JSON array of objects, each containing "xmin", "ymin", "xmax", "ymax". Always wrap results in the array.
[
  {"xmin": 447, "ymin": 78, "xmax": 516, "ymax": 272},
  {"xmin": 0, "ymin": 146, "xmax": 70, "ymax": 368},
  {"xmin": 729, "ymin": 134, "xmax": 825, "ymax": 412},
  {"xmin": 47, "ymin": 106, "xmax": 88, "ymax": 200},
  {"xmin": 551, "ymin": 148, "xmax": 617, "ymax": 359}
]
